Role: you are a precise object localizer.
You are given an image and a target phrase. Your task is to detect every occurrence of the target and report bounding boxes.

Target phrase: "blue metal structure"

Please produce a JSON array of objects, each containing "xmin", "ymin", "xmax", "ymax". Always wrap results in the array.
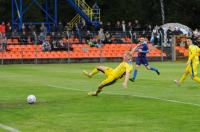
[
  {"xmin": 12, "ymin": 0, "xmax": 100, "ymax": 31},
  {"xmin": 12, "ymin": 0, "xmax": 58, "ymax": 31},
  {"xmin": 66, "ymin": 0, "xmax": 100, "ymax": 28}
]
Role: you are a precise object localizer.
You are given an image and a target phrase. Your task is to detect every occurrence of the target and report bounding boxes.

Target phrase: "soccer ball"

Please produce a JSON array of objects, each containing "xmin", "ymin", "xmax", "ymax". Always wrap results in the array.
[{"xmin": 27, "ymin": 95, "xmax": 36, "ymax": 104}]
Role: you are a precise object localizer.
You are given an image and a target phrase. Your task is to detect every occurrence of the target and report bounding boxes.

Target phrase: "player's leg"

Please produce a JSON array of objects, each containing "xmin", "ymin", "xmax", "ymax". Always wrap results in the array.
[
  {"xmin": 130, "ymin": 57, "xmax": 140, "ymax": 82},
  {"xmin": 190, "ymin": 63, "xmax": 200, "ymax": 83},
  {"xmin": 144, "ymin": 57, "xmax": 160, "ymax": 75},
  {"xmin": 130, "ymin": 64, "xmax": 139, "ymax": 82},
  {"xmin": 175, "ymin": 65, "xmax": 190, "ymax": 85},
  {"xmin": 83, "ymin": 66, "xmax": 108, "ymax": 78},
  {"xmin": 145, "ymin": 65, "xmax": 160, "ymax": 75},
  {"xmin": 88, "ymin": 76, "xmax": 116, "ymax": 96}
]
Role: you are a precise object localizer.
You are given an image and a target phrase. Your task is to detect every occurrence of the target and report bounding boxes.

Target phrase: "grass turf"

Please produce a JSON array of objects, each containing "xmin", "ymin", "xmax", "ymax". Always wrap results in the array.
[{"xmin": 0, "ymin": 62, "xmax": 200, "ymax": 132}]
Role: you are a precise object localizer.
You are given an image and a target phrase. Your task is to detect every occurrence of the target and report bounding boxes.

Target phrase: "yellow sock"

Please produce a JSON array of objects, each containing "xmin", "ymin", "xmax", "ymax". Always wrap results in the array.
[
  {"xmin": 90, "ymin": 68, "xmax": 99, "ymax": 76},
  {"xmin": 193, "ymin": 76, "xmax": 200, "ymax": 83},
  {"xmin": 179, "ymin": 73, "xmax": 188, "ymax": 84}
]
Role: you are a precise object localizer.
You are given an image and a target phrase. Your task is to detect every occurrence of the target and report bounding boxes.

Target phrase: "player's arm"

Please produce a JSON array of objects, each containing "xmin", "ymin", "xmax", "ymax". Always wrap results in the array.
[
  {"xmin": 130, "ymin": 45, "xmax": 139, "ymax": 54},
  {"xmin": 122, "ymin": 69, "xmax": 131, "ymax": 88}
]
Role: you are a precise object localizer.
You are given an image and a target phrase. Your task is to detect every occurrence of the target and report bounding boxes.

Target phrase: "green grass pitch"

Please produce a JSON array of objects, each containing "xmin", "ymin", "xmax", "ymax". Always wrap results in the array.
[{"xmin": 1, "ymin": 62, "xmax": 200, "ymax": 132}]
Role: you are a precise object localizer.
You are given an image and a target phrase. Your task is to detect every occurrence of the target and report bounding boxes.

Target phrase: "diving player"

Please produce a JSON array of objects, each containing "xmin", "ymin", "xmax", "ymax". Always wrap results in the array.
[{"xmin": 83, "ymin": 47, "xmax": 138, "ymax": 96}]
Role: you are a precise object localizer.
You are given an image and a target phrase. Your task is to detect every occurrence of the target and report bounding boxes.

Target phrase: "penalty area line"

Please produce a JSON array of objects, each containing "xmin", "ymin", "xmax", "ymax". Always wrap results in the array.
[
  {"xmin": 47, "ymin": 85, "xmax": 200, "ymax": 108},
  {"xmin": 0, "ymin": 123, "xmax": 20, "ymax": 132}
]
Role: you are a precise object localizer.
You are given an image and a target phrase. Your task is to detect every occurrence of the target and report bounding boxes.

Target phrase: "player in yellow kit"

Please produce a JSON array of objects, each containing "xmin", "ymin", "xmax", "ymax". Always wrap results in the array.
[
  {"xmin": 175, "ymin": 38, "xmax": 200, "ymax": 85},
  {"xmin": 83, "ymin": 46, "xmax": 138, "ymax": 96}
]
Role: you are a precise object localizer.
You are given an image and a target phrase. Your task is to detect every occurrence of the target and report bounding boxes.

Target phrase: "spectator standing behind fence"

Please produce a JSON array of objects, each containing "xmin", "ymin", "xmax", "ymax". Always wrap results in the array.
[
  {"xmin": 105, "ymin": 22, "xmax": 112, "ymax": 31},
  {"xmin": 122, "ymin": 20, "xmax": 126, "ymax": 37},
  {"xmin": 12, "ymin": 28, "xmax": 19, "ymax": 40},
  {"xmin": 40, "ymin": 23, "xmax": 47, "ymax": 35},
  {"xmin": 42, "ymin": 40, "xmax": 51, "ymax": 51},
  {"xmin": 0, "ymin": 22, "xmax": 6, "ymax": 34},
  {"xmin": 167, "ymin": 26, "xmax": 173, "ymax": 46},
  {"xmin": 57, "ymin": 22, "xmax": 63, "ymax": 33},
  {"xmin": 0, "ymin": 34, "xmax": 7, "ymax": 51},
  {"xmin": 115, "ymin": 21, "xmax": 121, "ymax": 34},
  {"xmin": 105, "ymin": 31, "xmax": 112, "ymax": 44},
  {"xmin": 85, "ymin": 30, "xmax": 92, "ymax": 44},
  {"xmin": 97, "ymin": 28, "xmax": 105, "ymax": 45},
  {"xmin": 6, "ymin": 22, "xmax": 12, "ymax": 38},
  {"xmin": 20, "ymin": 31, "xmax": 28, "ymax": 44}
]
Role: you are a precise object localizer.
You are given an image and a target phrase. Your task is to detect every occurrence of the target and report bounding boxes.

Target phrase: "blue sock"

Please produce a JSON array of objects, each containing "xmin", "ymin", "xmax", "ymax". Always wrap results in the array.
[
  {"xmin": 132, "ymin": 69, "xmax": 138, "ymax": 79},
  {"xmin": 150, "ymin": 67, "xmax": 158, "ymax": 72}
]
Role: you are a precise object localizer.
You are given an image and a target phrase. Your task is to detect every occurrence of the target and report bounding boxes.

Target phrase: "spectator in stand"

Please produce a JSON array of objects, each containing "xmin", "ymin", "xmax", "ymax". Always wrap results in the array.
[
  {"xmin": 145, "ymin": 24, "xmax": 152, "ymax": 38},
  {"xmin": 12, "ymin": 28, "xmax": 19, "ymax": 40},
  {"xmin": 20, "ymin": 31, "xmax": 28, "ymax": 44},
  {"xmin": 134, "ymin": 19, "xmax": 141, "ymax": 28},
  {"xmin": 57, "ymin": 22, "xmax": 63, "ymax": 33},
  {"xmin": 64, "ymin": 23, "xmax": 72, "ymax": 39},
  {"xmin": 74, "ymin": 23, "xmax": 82, "ymax": 43},
  {"xmin": 0, "ymin": 22, "xmax": 6, "ymax": 34},
  {"xmin": 127, "ymin": 21, "xmax": 134, "ymax": 43},
  {"xmin": 29, "ymin": 23, "xmax": 36, "ymax": 34},
  {"xmin": 51, "ymin": 24, "xmax": 57, "ymax": 37},
  {"xmin": 42, "ymin": 40, "xmax": 51, "ymax": 51},
  {"xmin": 105, "ymin": 22, "xmax": 112, "ymax": 32},
  {"xmin": 158, "ymin": 27, "xmax": 164, "ymax": 46},
  {"xmin": 97, "ymin": 28, "xmax": 105, "ymax": 45},
  {"xmin": 6, "ymin": 22, "xmax": 12, "ymax": 38},
  {"xmin": 85, "ymin": 30, "xmax": 92, "ymax": 44},
  {"xmin": 173, "ymin": 27, "xmax": 183, "ymax": 35},
  {"xmin": 132, "ymin": 20, "xmax": 141, "ymax": 42},
  {"xmin": 22, "ymin": 23, "xmax": 26, "ymax": 32},
  {"xmin": 57, "ymin": 39, "xmax": 66, "ymax": 51},
  {"xmin": 63, "ymin": 37, "xmax": 73, "ymax": 51},
  {"xmin": 166, "ymin": 26, "xmax": 173, "ymax": 45},
  {"xmin": 121, "ymin": 20, "xmax": 126, "ymax": 37},
  {"xmin": 1, "ymin": 34, "xmax": 7, "ymax": 51},
  {"xmin": 40, "ymin": 23, "xmax": 47, "ymax": 35},
  {"xmin": 115, "ymin": 21, "xmax": 122, "ymax": 33},
  {"xmin": 38, "ymin": 32, "xmax": 46, "ymax": 43},
  {"xmin": 150, "ymin": 26, "xmax": 159, "ymax": 46},
  {"xmin": 105, "ymin": 31, "xmax": 112, "ymax": 44}
]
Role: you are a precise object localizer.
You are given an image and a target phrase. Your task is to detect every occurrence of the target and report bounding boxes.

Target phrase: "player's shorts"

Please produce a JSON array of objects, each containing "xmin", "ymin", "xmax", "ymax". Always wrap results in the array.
[
  {"xmin": 136, "ymin": 57, "xmax": 149, "ymax": 66},
  {"xmin": 99, "ymin": 67, "xmax": 117, "ymax": 87},
  {"xmin": 185, "ymin": 62, "xmax": 198, "ymax": 77}
]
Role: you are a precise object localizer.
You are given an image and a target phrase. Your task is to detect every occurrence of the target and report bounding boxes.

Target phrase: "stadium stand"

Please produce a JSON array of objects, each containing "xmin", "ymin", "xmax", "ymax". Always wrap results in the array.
[{"xmin": 1, "ymin": 42, "xmax": 166, "ymax": 60}]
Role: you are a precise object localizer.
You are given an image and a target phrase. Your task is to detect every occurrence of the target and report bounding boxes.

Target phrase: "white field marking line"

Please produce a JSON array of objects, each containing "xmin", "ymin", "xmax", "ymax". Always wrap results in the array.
[
  {"xmin": 47, "ymin": 85, "xmax": 200, "ymax": 107},
  {"xmin": 0, "ymin": 123, "xmax": 20, "ymax": 132}
]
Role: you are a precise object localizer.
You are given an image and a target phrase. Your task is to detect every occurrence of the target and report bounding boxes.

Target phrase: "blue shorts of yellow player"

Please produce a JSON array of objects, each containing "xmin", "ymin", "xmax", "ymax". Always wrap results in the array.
[
  {"xmin": 185, "ymin": 62, "xmax": 198, "ymax": 78},
  {"xmin": 98, "ymin": 67, "xmax": 117, "ymax": 87}
]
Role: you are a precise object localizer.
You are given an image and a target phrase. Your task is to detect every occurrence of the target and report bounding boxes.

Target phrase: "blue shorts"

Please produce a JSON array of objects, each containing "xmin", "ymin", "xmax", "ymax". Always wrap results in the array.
[{"xmin": 136, "ymin": 57, "xmax": 149, "ymax": 66}]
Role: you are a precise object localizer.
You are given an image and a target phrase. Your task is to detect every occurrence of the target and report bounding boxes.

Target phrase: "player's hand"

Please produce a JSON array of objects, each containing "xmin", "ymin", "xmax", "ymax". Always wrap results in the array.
[
  {"xmin": 186, "ymin": 61, "xmax": 190, "ymax": 66},
  {"xmin": 122, "ymin": 82, "xmax": 127, "ymax": 88}
]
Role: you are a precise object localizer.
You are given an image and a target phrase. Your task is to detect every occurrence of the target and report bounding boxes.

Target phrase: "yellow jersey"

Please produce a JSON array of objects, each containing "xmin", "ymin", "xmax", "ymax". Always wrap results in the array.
[
  {"xmin": 113, "ymin": 62, "xmax": 133, "ymax": 78},
  {"xmin": 188, "ymin": 45, "xmax": 199, "ymax": 64}
]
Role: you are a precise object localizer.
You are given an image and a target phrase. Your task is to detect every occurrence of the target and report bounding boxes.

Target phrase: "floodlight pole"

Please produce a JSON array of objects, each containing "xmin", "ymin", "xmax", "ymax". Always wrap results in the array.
[
  {"xmin": 160, "ymin": 0, "xmax": 165, "ymax": 62},
  {"xmin": 160, "ymin": 0, "xmax": 165, "ymax": 25}
]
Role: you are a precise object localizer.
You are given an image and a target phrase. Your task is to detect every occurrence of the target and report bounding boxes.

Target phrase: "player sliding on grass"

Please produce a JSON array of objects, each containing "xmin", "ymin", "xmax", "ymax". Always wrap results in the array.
[
  {"xmin": 175, "ymin": 38, "xmax": 200, "ymax": 85},
  {"xmin": 83, "ymin": 47, "xmax": 138, "ymax": 96},
  {"xmin": 129, "ymin": 37, "xmax": 160, "ymax": 82}
]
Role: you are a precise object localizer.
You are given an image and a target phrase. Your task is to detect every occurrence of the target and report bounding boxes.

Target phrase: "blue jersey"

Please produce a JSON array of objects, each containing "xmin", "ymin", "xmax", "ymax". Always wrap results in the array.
[
  {"xmin": 136, "ymin": 42, "xmax": 149, "ymax": 66},
  {"xmin": 137, "ymin": 42, "xmax": 149, "ymax": 58}
]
